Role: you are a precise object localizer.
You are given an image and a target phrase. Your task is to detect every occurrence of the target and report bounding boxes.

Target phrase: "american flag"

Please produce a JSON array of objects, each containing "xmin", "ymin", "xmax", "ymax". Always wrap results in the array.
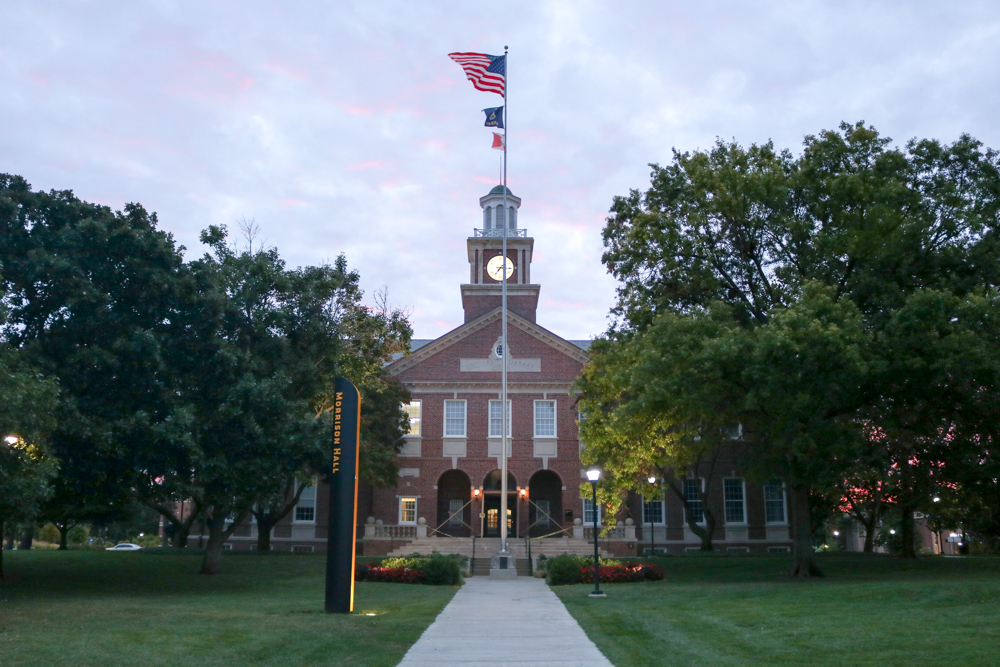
[{"xmin": 448, "ymin": 52, "xmax": 506, "ymax": 97}]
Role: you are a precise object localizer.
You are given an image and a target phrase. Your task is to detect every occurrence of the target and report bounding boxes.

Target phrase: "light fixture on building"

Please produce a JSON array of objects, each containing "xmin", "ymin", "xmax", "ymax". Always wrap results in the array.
[
  {"xmin": 519, "ymin": 488, "xmax": 527, "ymax": 498},
  {"xmin": 473, "ymin": 488, "xmax": 481, "ymax": 498}
]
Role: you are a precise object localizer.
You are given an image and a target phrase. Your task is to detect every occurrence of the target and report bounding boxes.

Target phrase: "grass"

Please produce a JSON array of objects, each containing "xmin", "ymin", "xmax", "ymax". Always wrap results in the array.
[
  {"xmin": 0, "ymin": 549, "xmax": 457, "ymax": 667},
  {"xmin": 552, "ymin": 553, "xmax": 1000, "ymax": 667}
]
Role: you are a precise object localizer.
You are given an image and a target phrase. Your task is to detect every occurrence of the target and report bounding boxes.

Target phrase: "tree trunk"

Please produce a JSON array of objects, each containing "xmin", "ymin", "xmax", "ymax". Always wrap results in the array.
[
  {"xmin": 256, "ymin": 518, "xmax": 274, "ymax": 551},
  {"xmin": 171, "ymin": 523, "xmax": 191, "ymax": 549},
  {"xmin": 19, "ymin": 530, "xmax": 32, "ymax": 550},
  {"xmin": 789, "ymin": 486, "xmax": 821, "ymax": 577},
  {"xmin": 862, "ymin": 521, "xmax": 875, "ymax": 554},
  {"xmin": 899, "ymin": 504, "xmax": 917, "ymax": 559},
  {"xmin": 199, "ymin": 516, "xmax": 227, "ymax": 575},
  {"xmin": 57, "ymin": 523, "xmax": 69, "ymax": 550}
]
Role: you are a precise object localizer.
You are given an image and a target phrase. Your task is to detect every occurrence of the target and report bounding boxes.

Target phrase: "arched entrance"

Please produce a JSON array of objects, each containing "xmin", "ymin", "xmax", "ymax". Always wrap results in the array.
[
  {"xmin": 481, "ymin": 469, "xmax": 517, "ymax": 538},
  {"xmin": 437, "ymin": 470, "xmax": 472, "ymax": 537},
  {"xmin": 528, "ymin": 470, "xmax": 563, "ymax": 537}
]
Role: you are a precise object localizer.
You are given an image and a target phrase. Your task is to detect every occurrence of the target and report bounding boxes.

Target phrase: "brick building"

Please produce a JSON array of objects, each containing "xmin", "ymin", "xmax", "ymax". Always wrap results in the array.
[{"xmin": 200, "ymin": 185, "xmax": 797, "ymax": 557}]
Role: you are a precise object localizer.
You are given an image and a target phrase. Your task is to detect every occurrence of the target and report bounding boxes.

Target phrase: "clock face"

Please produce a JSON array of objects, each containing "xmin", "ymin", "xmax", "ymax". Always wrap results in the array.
[{"xmin": 486, "ymin": 255, "xmax": 515, "ymax": 281}]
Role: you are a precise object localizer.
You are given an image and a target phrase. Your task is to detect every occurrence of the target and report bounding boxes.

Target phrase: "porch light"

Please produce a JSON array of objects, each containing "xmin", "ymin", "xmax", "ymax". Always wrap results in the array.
[
  {"xmin": 519, "ymin": 488, "xmax": 527, "ymax": 497},
  {"xmin": 473, "ymin": 488, "xmax": 481, "ymax": 498}
]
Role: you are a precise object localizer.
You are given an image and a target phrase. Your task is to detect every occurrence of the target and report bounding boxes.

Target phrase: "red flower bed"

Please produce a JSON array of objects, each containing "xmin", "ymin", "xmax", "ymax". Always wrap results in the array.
[
  {"xmin": 579, "ymin": 563, "xmax": 665, "ymax": 584},
  {"xmin": 355, "ymin": 564, "xmax": 425, "ymax": 584}
]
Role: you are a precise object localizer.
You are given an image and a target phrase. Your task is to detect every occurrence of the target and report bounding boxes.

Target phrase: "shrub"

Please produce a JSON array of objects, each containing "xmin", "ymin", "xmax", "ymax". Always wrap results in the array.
[
  {"xmin": 355, "ymin": 564, "xmax": 425, "ymax": 584},
  {"xmin": 362, "ymin": 553, "xmax": 463, "ymax": 585},
  {"xmin": 546, "ymin": 554, "xmax": 585, "ymax": 585},
  {"xmin": 580, "ymin": 562, "xmax": 665, "ymax": 584}
]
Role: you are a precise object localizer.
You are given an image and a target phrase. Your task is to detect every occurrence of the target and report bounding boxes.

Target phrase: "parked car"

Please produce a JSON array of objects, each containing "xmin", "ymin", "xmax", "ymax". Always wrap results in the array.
[{"xmin": 106, "ymin": 543, "xmax": 143, "ymax": 551}]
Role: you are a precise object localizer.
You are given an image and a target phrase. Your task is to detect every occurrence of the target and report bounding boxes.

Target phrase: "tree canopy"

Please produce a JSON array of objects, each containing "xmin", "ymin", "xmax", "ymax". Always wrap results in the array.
[{"xmin": 579, "ymin": 123, "xmax": 1000, "ymax": 574}]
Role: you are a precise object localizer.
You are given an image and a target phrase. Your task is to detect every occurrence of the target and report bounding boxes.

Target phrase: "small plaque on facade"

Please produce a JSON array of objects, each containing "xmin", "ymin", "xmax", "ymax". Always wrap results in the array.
[{"xmin": 460, "ymin": 357, "xmax": 541, "ymax": 372}]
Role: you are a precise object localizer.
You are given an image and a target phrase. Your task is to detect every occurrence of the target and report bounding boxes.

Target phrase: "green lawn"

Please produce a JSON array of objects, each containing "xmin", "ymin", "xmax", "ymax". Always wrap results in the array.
[
  {"xmin": 0, "ymin": 550, "xmax": 457, "ymax": 667},
  {"xmin": 553, "ymin": 553, "xmax": 1000, "ymax": 667}
]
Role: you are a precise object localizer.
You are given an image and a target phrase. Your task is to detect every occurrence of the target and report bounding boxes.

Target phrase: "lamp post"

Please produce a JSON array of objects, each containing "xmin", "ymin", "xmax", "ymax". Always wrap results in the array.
[
  {"xmin": 586, "ymin": 468, "xmax": 605, "ymax": 598},
  {"xmin": 647, "ymin": 475, "xmax": 657, "ymax": 557}
]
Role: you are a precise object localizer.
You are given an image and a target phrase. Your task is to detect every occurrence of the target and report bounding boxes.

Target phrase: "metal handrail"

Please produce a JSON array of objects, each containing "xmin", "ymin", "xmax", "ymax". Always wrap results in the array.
[{"xmin": 474, "ymin": 228, "xmax": 527, "ymax": 238}]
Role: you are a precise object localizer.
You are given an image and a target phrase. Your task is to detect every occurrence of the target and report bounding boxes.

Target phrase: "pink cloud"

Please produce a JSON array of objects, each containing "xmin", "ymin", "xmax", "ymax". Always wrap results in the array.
[
  {"xmin": 277, "ymin": 197, "xmax": 307, "ymax": 207},
  {"xmin": 340, "ymin": 103, "xmax": 374, "ymax": 117},
  {"xmin": 350, "ymin": 159, "xmax": 392, "ymax": 171}
]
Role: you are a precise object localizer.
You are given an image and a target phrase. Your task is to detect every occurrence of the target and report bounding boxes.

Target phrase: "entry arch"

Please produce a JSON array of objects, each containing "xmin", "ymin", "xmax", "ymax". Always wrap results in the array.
[
  {"xmin": 528, "ymin": 469, "xmax": 563, "ymax": 537},
  {"xmin": 436, "ymin": 469, "xmax": 472, "ymax": 537}
]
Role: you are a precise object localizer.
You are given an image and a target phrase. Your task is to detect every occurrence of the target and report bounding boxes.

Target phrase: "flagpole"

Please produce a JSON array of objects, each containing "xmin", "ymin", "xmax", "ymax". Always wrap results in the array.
[{"xmin": 499, "ymin": 44, "xmax": 510, "ymax": 557}]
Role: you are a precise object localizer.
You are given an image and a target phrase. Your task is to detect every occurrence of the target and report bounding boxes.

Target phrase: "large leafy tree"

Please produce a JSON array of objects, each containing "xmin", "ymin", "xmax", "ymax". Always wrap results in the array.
[
  {"xmin": 0, "ymin": 175, "xmax": 192, "ymax": 549},
  {"xmin": 580, "ymin": 123, "xmax": 1000, "ymax": 575}
]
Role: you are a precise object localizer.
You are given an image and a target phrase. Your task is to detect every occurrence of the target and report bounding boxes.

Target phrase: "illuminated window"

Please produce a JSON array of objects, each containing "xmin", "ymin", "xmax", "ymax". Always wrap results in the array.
[
  {"xmin": 402, "ymin": 401, "xmax": 421, "ymax": 437},
  {"xmin": 764, "ymin": 481, "xmax": 787, "ymax": 523},
  {"xmin": 489, "ymin": 400, "xmax": 512, "ymax": 437},
  {"xmin": 294, "ymin": 477, "xmax": 317, "ymax": 523},
  {"xmin": 534, "ymin": 400, "xmax": 556, "ymax": 437},
  {"xmin": 444, "ymin": 400, "xmax": 466, "ymax": 437},
  {"xmin": 399, "ymin": 497, "xmax": 417, "ymax": 524},
  {"xmin": 724, "ymin": 478, "xmax": 746, "ymax": 524},
  {"xmin": 684, "ymin": 478, "xmax": 705, "ymax": 524}
]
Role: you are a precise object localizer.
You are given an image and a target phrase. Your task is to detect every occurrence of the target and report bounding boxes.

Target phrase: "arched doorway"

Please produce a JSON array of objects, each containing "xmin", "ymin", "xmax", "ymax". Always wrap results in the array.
[
  {"xmin": 481, "ymin": 469, "xmax": 517, "ymax": 538},
  {"xmin": 437, "ymin": 470, "xmax": 472, "ymax": 537},
  {"xmin": 528, "ymin": 470, "xmax": 563, "ymax": 537}
]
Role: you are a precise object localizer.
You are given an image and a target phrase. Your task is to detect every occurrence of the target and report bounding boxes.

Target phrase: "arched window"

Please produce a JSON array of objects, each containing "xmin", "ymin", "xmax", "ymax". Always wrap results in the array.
[
  {"xmin": 496, "ymin": 205, "xmax": 505, "ymax": 229},
  {"xmin": 484, "ymin": 206, "xmax": 492, "ymax": 229},
  {"xmin": 509, "ymin": 205, "xmax": 517, "ymax": 229}
]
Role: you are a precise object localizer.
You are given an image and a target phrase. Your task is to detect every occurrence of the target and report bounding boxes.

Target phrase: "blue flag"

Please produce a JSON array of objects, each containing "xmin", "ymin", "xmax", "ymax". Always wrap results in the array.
[{"xmin": 483, "ymin": 106, "xmax": 504, "ymax": 129}]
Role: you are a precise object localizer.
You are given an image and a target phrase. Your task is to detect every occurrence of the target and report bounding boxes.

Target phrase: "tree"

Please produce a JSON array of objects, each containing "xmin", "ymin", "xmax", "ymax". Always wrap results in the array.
[
  {"xmin": 0, "ymin": 320, "xmax": 59, "ymax": 580},
  {"xmin": 0, "ymin": 175, "xmax": 193, "ymax": 549},
  {"xmin": 584, "ymin": 124, "xmax": 1000, "ymax": 575}
]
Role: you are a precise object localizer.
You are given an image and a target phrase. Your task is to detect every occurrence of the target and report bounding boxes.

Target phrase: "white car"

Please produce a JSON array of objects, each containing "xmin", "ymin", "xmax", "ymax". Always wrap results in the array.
[{"xmin": 106, "ymin": 543, "xmax": 143, "ymax": 551}]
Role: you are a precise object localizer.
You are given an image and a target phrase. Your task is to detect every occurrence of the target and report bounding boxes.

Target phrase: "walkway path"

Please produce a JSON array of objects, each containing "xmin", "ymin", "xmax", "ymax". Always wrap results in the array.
[{"xmin": 397, "ymin": 576, "xmax": 613, "ymax": 667}]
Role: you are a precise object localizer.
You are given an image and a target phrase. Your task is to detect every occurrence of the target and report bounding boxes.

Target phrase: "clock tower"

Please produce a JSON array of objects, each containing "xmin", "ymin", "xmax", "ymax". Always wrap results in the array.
[{"xmin": 461, "ymin": 185, "xmax": 540, "ymax": 323}]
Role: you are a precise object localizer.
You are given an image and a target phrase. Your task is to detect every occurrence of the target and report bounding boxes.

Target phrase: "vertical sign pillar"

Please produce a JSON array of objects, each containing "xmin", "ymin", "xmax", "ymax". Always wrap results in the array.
[{"xmin": 325, "ymin": 377, "xmax": 361, "ymax": 613}]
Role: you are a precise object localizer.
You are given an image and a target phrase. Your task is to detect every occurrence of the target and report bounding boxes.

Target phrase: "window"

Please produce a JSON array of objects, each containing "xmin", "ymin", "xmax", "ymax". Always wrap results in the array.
[
  {"xmin": 448, "ymin": 499, "xmax": 463, "ymax": 526},
  {"xmin": 489, "ymin": 400, "xmax": 512, "ymax": 437},
  {"xmin": 292, "ymin": 545, "xmax": 315, "ymax": 554},
  {"xmin": 684, "ymin": 478, "xmax": 705, "ymax": 524},
  {"xmin": 643, "ymin": 496, "xmax": 664, "ymax": 525},
  {"xmin": 535, "ymin": 499, "xmax": 551, "ymax": 526},
  {"xmin": 583, "ymin": 497, "xmax": 601, "ymax": 525},
  {"xmin": 724, "ymin": 478, "xmax": 746, "ymax": 524},
  {"xmin": 444, "ymin": 400, "xmax": 466, "ymax": 437},
  {"xmin": 294, "ymin": 477, "xmax": 317, "ymax": 523},
  {"xmin": 534, "ymin": 400, "xmax": 556, "ymax": 437},
  {"xmin": 764, "ymin": 481, "xmax": 787, "ymax": 523},
  {"xmin": 402, "ymin": 401, "xmax": 421, "ymax": 437},
  {"xmin": 399, "ymin": 497, "xmax": 417, "ymax": 524}
]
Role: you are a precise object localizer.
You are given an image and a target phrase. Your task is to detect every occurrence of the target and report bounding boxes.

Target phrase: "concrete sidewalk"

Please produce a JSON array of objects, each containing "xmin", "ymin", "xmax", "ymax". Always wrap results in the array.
[{"xmin": 397, "ymin": 576, "xmax": 613, "ymax": 667}]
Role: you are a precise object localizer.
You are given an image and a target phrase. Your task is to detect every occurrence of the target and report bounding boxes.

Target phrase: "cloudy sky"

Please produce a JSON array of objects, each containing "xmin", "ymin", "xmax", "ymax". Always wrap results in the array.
[{"xmin": 3, "ymin": 1, "xmax": 999, "ymax": 340}]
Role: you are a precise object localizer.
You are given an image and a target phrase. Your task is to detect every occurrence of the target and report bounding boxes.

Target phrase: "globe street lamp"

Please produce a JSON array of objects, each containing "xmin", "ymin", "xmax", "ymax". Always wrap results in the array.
[
  {"xmin": 586, "ymin": 468, "xmax": 605, "ymax": 598},
  {"xmin": 647, "ymin": 475, "xmax": 657, "ymax": 557}
]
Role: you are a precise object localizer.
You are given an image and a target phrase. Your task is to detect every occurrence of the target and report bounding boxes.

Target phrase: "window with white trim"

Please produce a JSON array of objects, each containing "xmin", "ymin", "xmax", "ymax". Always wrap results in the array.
[
  {"xmin": 403, "ymin": 400, "xmax": 421, "ymax": 436},
  {"xmin": 443, "ymin": 400, "xmax": 466, "ymax": 437},
  {"xmin": 764, "ymin": 480, "xmax": 787, "ymax": 523},
  {"xmin": 684, "ymin": 478, "xmax": 705, "ymax": 524},
  {"xmin": 583, "ymin": 497, "xmax": 601, "ymax": 525},
  {"xmin": 294, "ymin": 477, "xmax": 317, "ymax": 523},
  {"xmin": 642, "ymin": 495, "xmax": 664, "ymax": 525},
  {"xmin": 399, "ymin": 497, "xmax": 417, "ymax": 524},
  {"xmin": 723, "ymin": 478, "xmax": 746, "ymax": 524},
  {"xmin": 489, "ymin": 400, "xmax": 512, "ymax": 438},
  {"xmin": 534, "ymin": 400, "xmax": 556, "ymax": 437}
]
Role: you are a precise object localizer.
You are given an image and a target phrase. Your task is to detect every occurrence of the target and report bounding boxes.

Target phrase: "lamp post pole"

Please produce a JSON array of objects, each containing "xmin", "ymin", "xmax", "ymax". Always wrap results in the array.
[
  {"xmin": 586, "ymin": 469, "xmax": 604, "ymax": 598},
  {"xmin": 647, "ymin": 475, "xmax": 657, "ymax": 557}
]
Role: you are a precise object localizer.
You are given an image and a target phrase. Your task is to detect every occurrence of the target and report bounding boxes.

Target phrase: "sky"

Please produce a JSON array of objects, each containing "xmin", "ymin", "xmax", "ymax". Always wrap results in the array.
[{"xmin": 3, "ymin": 1, "xmax": 999, "ymax": 340}]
